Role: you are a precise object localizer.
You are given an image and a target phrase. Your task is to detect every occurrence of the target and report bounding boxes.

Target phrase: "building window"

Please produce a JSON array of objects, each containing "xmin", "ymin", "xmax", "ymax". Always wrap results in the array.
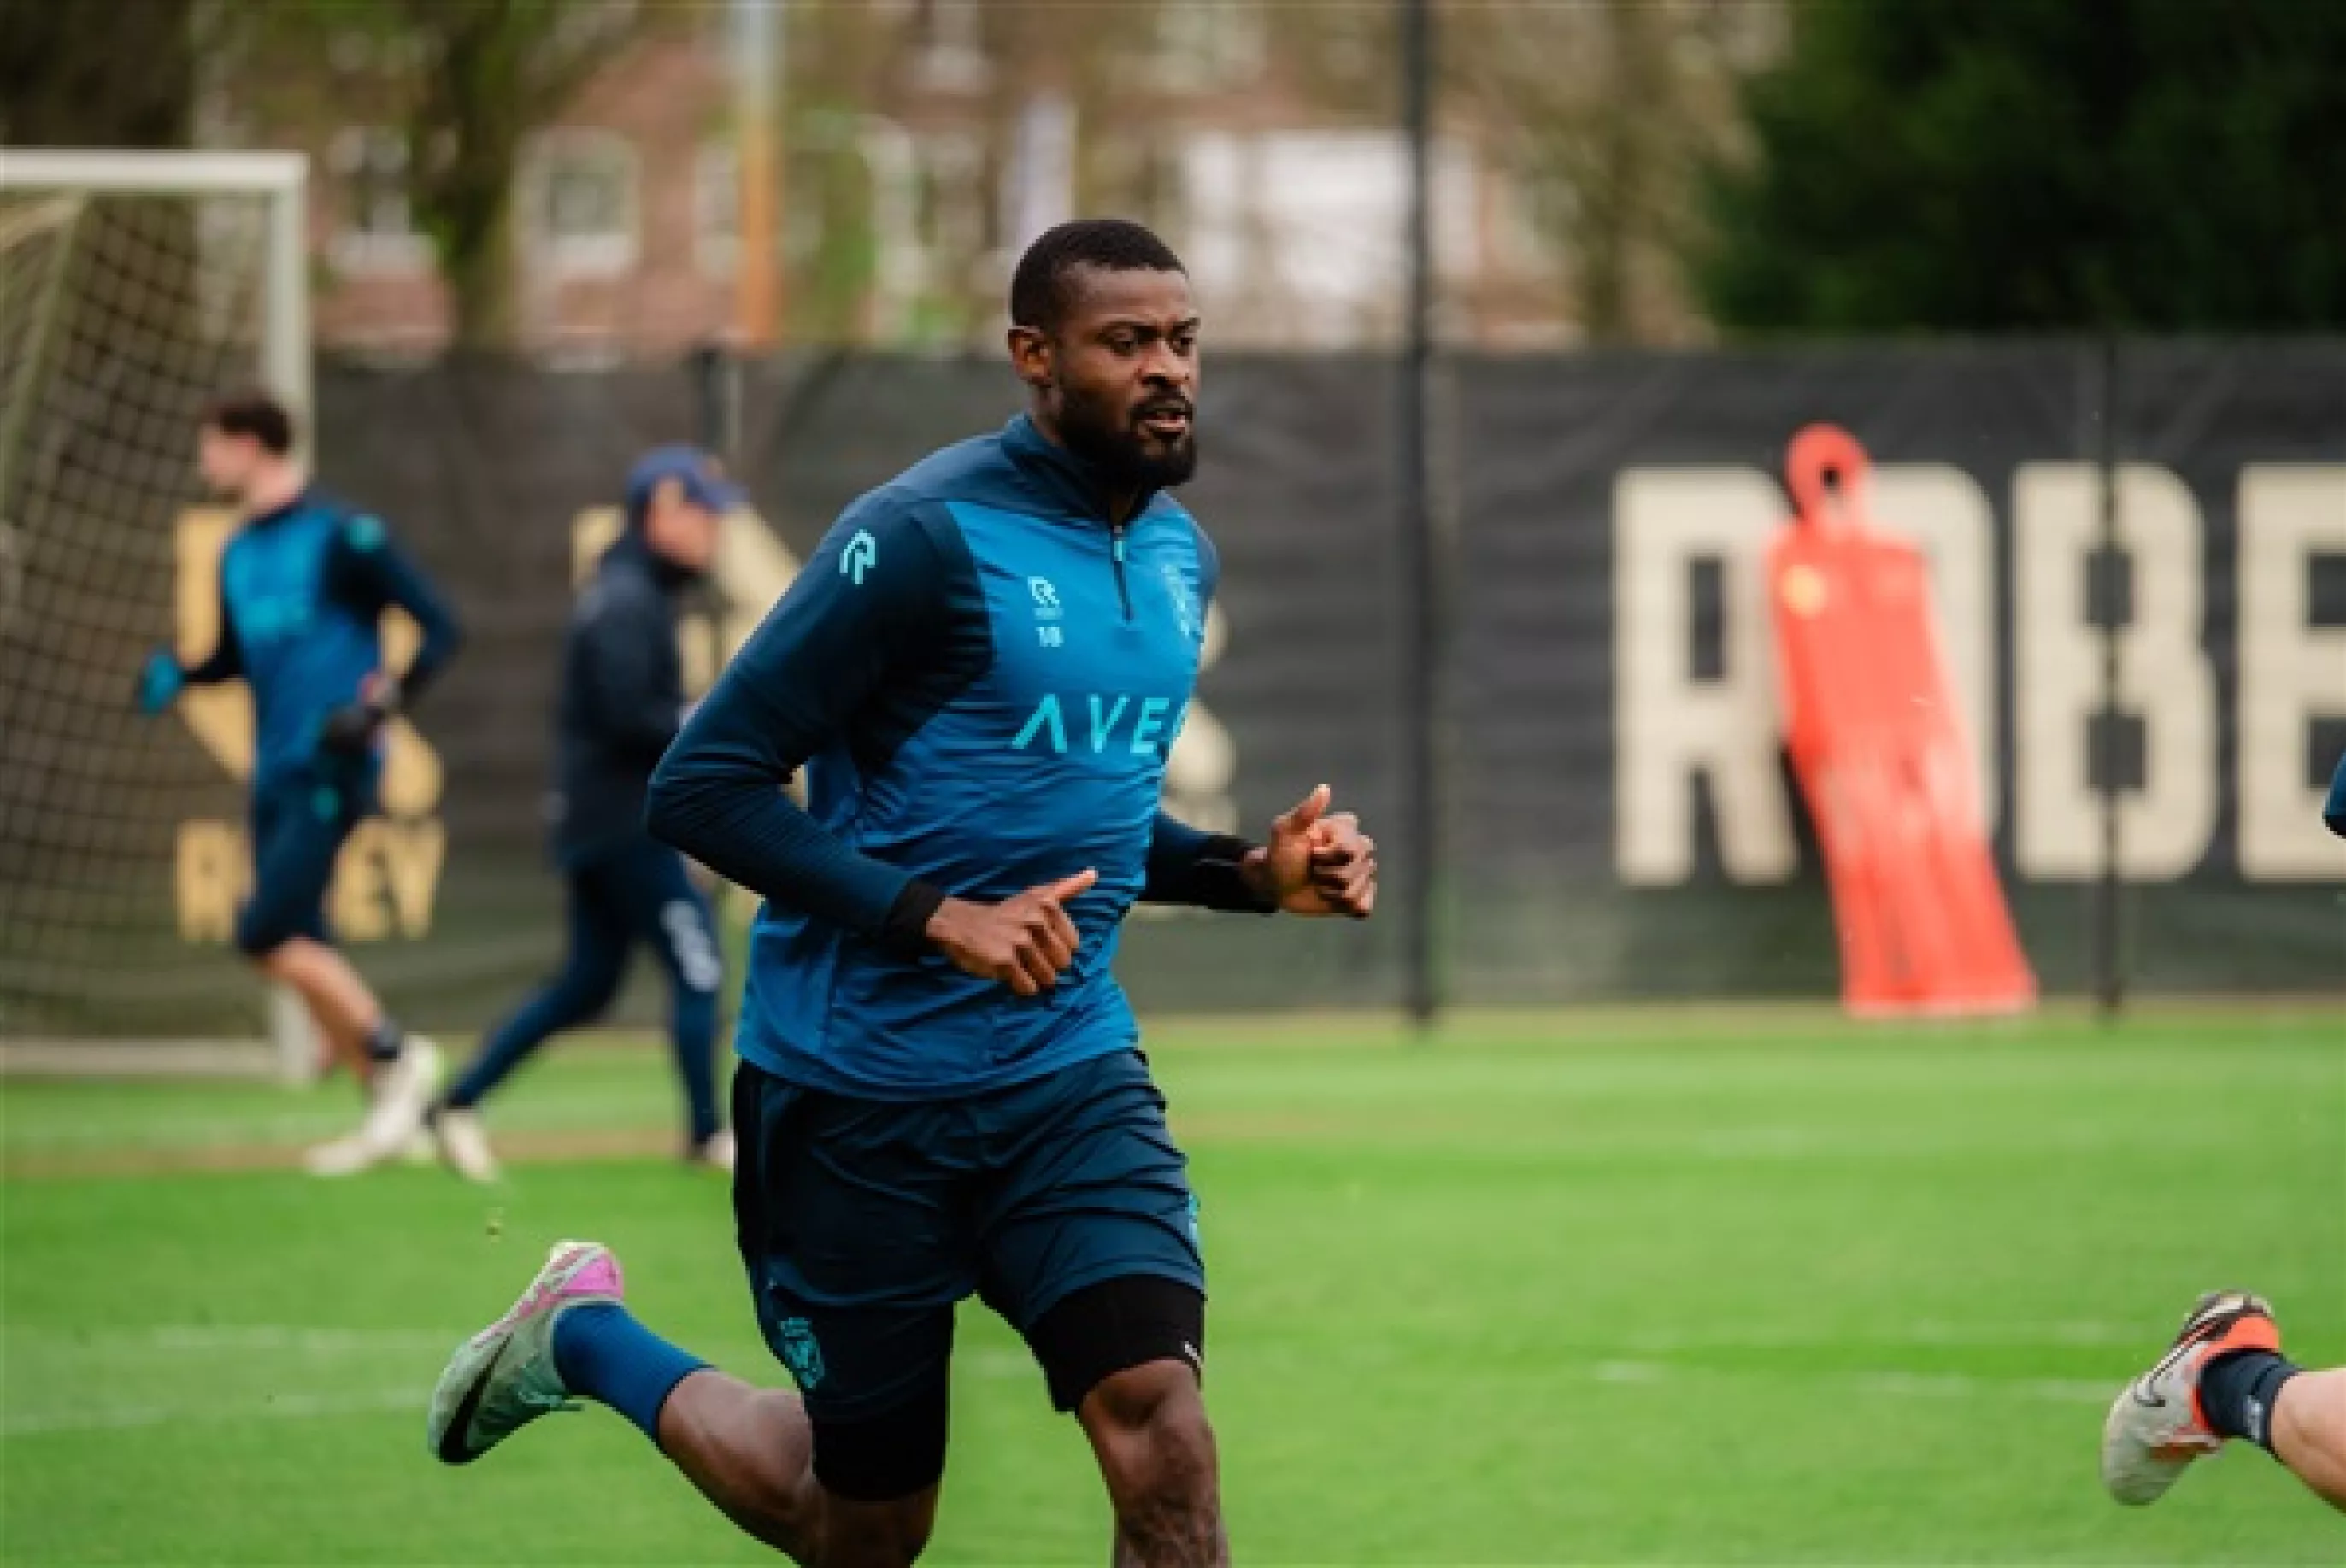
[
  {"xmin": 913, "ymin": 132, "xmax": 986, "ymax": 271},
  {"xmin": 326, "ymin": 126, "xmax": 427, "ymax": 273},
  {"xmin": 531, "ymin": 130, "xmax": 639, "ymax": 274},
  {"xmin": 552, "ymin": 0, "xmax": 637, "ymax": 55},
  {"xmin": 696, "ymin": 144, "xmax": 739, "ymax": 276},
  {"xmin": 909, "ymin": 0, "xmax": 991, "ymax": 94},
  {"xmin": 1155, "ymin": 3, "xmax": 1267, "ymax": 93}
]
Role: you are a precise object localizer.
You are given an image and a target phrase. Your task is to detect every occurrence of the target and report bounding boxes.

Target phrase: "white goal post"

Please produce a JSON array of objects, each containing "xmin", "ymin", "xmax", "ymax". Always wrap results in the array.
[
  {"xmin": 0, "ymin": 150, "xmax": 312, "ymax": 434},
  {"xmin": 0, "ymin": 149, "xmax": 319, "ymax": 1082}
]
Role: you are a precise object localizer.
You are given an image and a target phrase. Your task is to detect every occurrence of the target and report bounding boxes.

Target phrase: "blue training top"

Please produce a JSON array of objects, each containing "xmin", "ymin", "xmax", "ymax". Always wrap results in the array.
[
  {"xmin": 648, "ymin": 414, "xmax": 1267, "ymax": 1100},
  {"xmin": 183, "ymin": 489, "xmax": 462, "ymax": 791}
]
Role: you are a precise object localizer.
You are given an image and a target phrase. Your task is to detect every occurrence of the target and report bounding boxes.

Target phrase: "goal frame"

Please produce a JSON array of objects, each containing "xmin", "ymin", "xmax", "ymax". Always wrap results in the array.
[
  {"xmin": 0, "ymin": 150, "xmax": 319, "ymax": 1081},
  {"xmin": 0, "ymin": 150, "xmax": 312, "ymax": 436}
]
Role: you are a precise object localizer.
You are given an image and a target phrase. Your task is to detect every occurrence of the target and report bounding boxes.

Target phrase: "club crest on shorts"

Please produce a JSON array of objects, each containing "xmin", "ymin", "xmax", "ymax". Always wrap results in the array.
[{"xmin": 776, "ymin": 1316, "xmax": 825, "ymax": 1389}]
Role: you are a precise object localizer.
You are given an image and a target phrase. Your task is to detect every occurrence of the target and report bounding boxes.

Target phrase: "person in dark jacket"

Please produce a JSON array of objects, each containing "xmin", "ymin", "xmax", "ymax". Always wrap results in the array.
[{"xmin": 435, "ymin": 448, "xmax": 734, "ymax": 1180}]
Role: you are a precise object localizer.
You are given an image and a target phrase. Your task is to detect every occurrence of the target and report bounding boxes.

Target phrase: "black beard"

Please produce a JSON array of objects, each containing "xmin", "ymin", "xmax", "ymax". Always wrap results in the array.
[{"xmin": 1056, "ymin": 389, "xmax": 1199, "ymax": 493}]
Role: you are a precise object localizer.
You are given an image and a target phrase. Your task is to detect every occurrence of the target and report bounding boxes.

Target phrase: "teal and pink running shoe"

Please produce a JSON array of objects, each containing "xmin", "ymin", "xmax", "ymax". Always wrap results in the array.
[{"xmin": 427, "ymin": 1240, "xmax": 623, "ymax": 1465}]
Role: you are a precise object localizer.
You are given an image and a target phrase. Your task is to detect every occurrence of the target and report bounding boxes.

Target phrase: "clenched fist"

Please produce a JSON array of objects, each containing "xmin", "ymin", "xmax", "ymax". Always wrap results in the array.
[{"xmin": 926, "ymin": 869, "xmax": 1099, "ymax": 996}]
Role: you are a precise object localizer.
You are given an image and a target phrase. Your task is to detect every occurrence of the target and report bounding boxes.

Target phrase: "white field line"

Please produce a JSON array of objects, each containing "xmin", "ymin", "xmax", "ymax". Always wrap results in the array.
[
  {"xmin": 1593, "ymin": 1359, "xmax": 2111, "ymax": 1406},
  {"xmin": 1618, "ymin": 1319, "xmax": 2143, "ymax": 1351},
  {"xmin": 3, "ymin": 1387, "xmax": 421, "ymax": 1438},
  {"xmin": 30, "ymin": 1318, "xmax": 2146, "ymax": 1358},
  {"xmin": 149, "ymin": 1325, "xmax": 459, "ymax": 1353},
  {"xmin": 9, "ymin": 1325, "xmax": 458, "ymax": 1354},
  {"xmin": 2, "ymin": 1320, "xmax": 2132, "ymax": 1439},
  {"xmin": 3, "ymin": 1352, "xmax": 2117, "ymax": 1441}
]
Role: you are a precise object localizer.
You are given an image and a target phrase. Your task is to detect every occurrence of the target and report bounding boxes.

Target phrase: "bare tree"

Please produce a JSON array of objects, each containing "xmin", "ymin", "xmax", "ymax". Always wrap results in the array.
[
  {"xmin": 0, "ymin": 0, "xmax": 197, "ymax": 148},
  {"xmin": 1440, "ymin": 0, "xmax": 1776, "ymax": 344},
  {"xmin": 220, "ymin": 0, "xmax": 656, "ymax": 348}
]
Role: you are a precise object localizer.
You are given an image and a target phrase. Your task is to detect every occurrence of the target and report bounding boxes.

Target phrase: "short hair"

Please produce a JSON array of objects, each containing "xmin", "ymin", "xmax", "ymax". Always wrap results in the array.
[
  {"xmin": 201, "ymin": 390, "xmax": 295, "ymax": 455},
  {"xmin": 1009, "ymin": 219, "xmax": 1186, "ymax": 333}
]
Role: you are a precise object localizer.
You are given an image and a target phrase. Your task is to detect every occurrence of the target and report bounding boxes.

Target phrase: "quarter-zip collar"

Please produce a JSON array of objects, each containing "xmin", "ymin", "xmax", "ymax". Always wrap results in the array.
[{"xmin": 1001, "ymin": 412, "xmax": 1164, "ymax": 529}]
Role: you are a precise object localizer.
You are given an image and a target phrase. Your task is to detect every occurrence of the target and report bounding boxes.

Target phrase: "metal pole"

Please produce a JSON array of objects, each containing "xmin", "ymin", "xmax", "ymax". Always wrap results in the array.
[
  {"xmin": 263, "ymin": 162, "xmax": 320, "ymax": 1083},
  {"xmin": 1398, "ymin": 0, "xmax": 1439, "ymax": 1029},
  {"xmin": 687, "ymin": 340, "xmax": 741, "ymax": 462},
  {"xmin": 262, "ymin": 163, "xmax": 312, "ymax": 439},
  {"xmin": 732, "ymin": 0, "xmax": 782, "ymax": 349},
  {"xmin": 2093, "ymin": 334, "xmax": 2124, "ymax": 1017}
]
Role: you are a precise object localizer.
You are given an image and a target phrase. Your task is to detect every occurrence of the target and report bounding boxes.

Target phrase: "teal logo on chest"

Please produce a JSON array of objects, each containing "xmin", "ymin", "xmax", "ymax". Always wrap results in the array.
[
  {"xmin": 237, "ymin": 594, "xmax": 315, "ymax": 644},
  {"xmin": 1012, "ymin": 693, "xmax": 1185, "ymax": 756}
]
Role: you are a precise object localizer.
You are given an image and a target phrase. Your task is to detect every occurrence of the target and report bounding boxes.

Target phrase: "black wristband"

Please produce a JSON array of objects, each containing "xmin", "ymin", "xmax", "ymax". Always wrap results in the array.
[
  {"xmin": 1190, "ymin": 834, "xmax": 1276, "ymax": 914},
  {"xmin": 879, "ymin": 877, "xmax": 950, "ymax": 957}
]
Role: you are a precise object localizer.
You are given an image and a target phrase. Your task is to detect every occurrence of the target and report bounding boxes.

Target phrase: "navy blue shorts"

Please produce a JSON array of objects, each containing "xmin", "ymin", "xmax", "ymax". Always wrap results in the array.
[
  {"xmin": 731, "ymin": 1048, "xmax": 1204, "ymax": 1424},
  {"xmin": 237, "ymin": 771, "xmax": 370, "ymax": 956}
]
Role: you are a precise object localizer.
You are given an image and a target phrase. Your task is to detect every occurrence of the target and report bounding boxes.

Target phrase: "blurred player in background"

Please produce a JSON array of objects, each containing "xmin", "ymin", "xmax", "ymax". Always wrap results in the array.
[
  {"xmin": 426, "ymin": 220, "xmax": 1375, "ymax": 1566},
  {"xmin": 135, "ymin": 391, "xmax": 462, "ymax": 1176},
  {"xmin": 2103, "ymin": 1291, "xmax": 2346, "ymax": 1513},
  {"xmin": 432, "ymin": 448, "xmax": 734, "ymax": 1183}
]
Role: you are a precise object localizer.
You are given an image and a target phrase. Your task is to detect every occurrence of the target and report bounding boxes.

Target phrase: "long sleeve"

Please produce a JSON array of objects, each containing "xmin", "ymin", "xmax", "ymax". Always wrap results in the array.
[
  {"xmin": 1141, "ymin": 812, "xmax": 1272, "ymax": 912},
  {"xmin": 645, "ymin": 496, "xmax": 950, "ymax": 949},
  {"xmin": 328, "ymin": 514, "xmax": 463, "ymax": 702},
  {"xmin": 179, "ymin": 577, "xmax": 244, "ymax": 684}
]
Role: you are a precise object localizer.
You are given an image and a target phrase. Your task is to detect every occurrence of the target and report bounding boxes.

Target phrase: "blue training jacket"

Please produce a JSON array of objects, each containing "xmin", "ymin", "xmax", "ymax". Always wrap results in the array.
[
  {"xmin": 648, "ymin": 414, "xmax": 1267, "ymax": 1099},
  {"xmin": 184, "ymin": 490, "xmax": 462, "ymax": 791}
]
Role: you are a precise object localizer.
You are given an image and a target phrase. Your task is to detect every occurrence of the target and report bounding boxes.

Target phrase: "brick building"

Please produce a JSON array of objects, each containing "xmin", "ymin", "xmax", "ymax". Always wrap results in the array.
[{"xmin": 223, "ymin": 3, "xmax": 1775, "ymax": 359}]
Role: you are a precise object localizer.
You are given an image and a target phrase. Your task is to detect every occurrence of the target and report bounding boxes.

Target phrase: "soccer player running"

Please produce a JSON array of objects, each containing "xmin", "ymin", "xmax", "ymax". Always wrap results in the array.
[
  {"xmin": 427, "ymin": 220, "xmax": 1376, "ymax": 1566},
  {"xmin": 2099, "ymin": 757, "xmax": 2346, "ymax": 1518},
  {"xmin": 432, "ymin": 448, "xmax": 734, "ymax": 1182},
  {"xmin": 135, "ymin": 391, "xmax": 462, "ymax": 1175}
]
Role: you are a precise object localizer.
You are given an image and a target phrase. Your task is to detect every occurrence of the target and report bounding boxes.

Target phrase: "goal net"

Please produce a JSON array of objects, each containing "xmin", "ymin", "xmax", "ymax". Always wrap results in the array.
[{"xmin": 0, "ymin": 152, "xmax": 310, "ymax": 1051}]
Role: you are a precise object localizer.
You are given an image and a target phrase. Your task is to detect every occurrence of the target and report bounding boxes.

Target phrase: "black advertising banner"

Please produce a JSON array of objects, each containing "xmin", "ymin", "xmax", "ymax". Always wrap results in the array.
[
  {"xmin": 2, "ymin": 348, "xmax": 2337, "ymax": 1037},
  {"xmin": 1451, "ymin": 345, "xmax": 2345, "ymax": 1001}
]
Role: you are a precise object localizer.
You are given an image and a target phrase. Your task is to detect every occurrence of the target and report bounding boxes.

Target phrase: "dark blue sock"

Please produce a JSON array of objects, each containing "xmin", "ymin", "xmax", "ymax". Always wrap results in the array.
[
  {"xmin": 363, "ymin": 1017, "xmax": 406, "ymax": 1064},
  {"xmin": 2199, "ymin": 1349, "xmax": 2301, "ymax": 1453},
  {"xmin": 552, "ymin": 1304, "xmax": 707, "ymax": 1442}
]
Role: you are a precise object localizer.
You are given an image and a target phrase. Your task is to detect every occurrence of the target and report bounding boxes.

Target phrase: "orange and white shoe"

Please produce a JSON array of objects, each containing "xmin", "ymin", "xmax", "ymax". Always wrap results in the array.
[{"xmin": 2102, "ymin": 1289, "xmax": 2283, "ymax": 1505}]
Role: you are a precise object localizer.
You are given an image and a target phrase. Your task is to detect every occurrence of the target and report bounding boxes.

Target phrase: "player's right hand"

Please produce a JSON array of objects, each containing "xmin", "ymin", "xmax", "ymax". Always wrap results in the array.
[
  {"xmin": 133, "ymin": 649, "xmax": 184, "ymax": 715},
  {"xmin": 926, "ymin": 869, "xmax": 1098, "ymax": 996}
]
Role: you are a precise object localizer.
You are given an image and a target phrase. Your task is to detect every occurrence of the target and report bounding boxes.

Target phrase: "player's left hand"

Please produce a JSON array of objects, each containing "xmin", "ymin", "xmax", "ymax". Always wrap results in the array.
[{"xmin": 1244, "ymin": 784, "xmax": 1377, "ymax": 919}]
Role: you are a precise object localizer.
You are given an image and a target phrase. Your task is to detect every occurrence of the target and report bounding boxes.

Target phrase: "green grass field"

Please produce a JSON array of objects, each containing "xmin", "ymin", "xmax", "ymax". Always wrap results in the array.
[{"xmin": 5, "ymin": 1008, "xmax": 2342, "ymax": 1565}]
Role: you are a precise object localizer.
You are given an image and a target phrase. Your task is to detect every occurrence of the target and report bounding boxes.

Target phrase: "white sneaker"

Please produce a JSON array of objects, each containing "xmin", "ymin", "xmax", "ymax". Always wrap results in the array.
[
  {"xmin": 2102, "ymin": 1289, "xmax": 2284, "ymax": 1506},
  {"xmin": 434, "ymin": 1107, "xmax": 502, "ymax": 1183},
  {"xmin": 300, "ymin": 1037, "xmax": 445, "ymax": 1179},
  {"xmin": 687, "ymin": 1130, "xmax": 735, "ymax": 1173},
  {"xmin": 427, "ymin": 1241, "xmax": 625, "ymax": 1465},
  {"xmin": 359, "ymin": 1037, "xmax": 444, "ymax": 1155}
]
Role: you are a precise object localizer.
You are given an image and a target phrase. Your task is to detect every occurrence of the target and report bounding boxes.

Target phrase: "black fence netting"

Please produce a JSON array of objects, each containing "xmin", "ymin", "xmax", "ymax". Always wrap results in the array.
[{"xmin": 2, "ymin": 346, "xmax": 2337, "ymax": 1037}]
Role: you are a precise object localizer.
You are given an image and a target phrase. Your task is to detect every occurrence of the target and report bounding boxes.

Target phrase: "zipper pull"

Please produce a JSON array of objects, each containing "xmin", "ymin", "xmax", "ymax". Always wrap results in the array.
[{"xmin": 1110, "ymin": 525, "xmax": 1133, "ymax": 621}]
